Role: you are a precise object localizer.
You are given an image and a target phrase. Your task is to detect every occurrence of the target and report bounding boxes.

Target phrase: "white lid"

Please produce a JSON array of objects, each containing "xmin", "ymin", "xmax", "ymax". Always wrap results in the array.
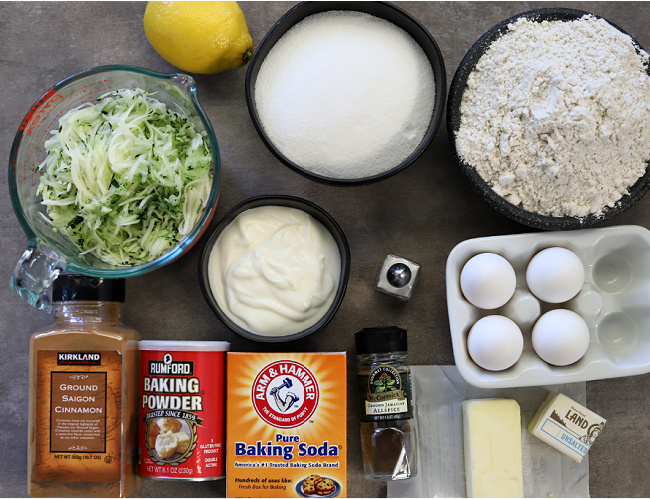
[{"xmin": 139, "ymin": 340, "xmax": 230, "ymax": 352}]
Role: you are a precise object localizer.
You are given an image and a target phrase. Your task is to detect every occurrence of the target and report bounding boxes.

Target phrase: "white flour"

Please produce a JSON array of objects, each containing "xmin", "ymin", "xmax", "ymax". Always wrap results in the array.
[
  {"xmin": 254, "ymin": 11, "xmax": 435, "ymax": 180},
  {"xmin": 456, "ymin": 15, "xmax": 650, "ymax": 217}
]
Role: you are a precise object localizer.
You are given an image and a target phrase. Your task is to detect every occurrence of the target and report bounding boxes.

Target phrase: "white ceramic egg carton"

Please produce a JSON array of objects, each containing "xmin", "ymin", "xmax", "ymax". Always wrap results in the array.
[{"xmin": 446, "ymin": 225, "xmax": 650, "ymax": 388}]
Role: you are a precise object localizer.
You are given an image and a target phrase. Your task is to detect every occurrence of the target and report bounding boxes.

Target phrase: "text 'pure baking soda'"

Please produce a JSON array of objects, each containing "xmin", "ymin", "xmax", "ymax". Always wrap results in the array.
[
  {"xmin": 138, "ymin": 341, "xmax": 229, "ymax": 480},
  {"xmin": 227, "ymin": 352, "xmax": 347, "ymax": 497}
]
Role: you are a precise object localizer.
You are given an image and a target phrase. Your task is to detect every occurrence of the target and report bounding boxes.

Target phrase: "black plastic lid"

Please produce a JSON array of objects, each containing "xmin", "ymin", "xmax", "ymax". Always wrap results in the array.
[
  {"xmin": 52, "ymin": 274, "xmax": 126, "ymax": 303},
  {"xmin": 354, "ymin": 326, "xmax": 407, "ymax": 354}
]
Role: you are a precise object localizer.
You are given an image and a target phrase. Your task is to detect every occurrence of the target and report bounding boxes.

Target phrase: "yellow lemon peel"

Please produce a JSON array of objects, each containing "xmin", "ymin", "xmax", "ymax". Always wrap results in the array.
[{"xmin": 144, "ymin": 1, "xmax": 254, "ymax": 74}]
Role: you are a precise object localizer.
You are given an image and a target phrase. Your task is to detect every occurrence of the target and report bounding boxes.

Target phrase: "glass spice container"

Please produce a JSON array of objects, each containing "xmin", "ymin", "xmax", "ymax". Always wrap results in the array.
[
  {"xmin": 355, "ymin": 326, "xmax": 417, "ymax": 480},
  {"xmin": 28, "ymin": 274, "xmax": 140, "ymax": 497}
]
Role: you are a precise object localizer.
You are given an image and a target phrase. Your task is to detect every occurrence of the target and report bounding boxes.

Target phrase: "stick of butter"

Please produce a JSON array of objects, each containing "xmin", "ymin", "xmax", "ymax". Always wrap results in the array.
[
  {"xmin": 528, "ymin": 391, "xmax": 606, "ymax": 463},
  {"xmin": 462, "ymin": 398, "xmax": 524, "ymax": 498}
]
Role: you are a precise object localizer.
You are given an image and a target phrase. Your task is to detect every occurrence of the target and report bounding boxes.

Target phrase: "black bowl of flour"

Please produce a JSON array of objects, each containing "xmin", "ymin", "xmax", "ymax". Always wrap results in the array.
[
  {"xmin": 447, "ymin": 8, "xmax": 650, "ymax": 230},
  {"xmin": 245, "ymin": 1, "xmax": 446, "ymax": 185}
]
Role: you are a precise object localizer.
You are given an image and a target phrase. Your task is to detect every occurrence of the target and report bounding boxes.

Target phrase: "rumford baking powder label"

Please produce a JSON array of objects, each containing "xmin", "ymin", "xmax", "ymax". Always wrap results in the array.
[
  {"xmin": 138, "ymin": 344, "xmax": 227, "ymax": 480},
  {"xmin": 227, "ymin": 352, "xmax": 347, "ymax": 498}
]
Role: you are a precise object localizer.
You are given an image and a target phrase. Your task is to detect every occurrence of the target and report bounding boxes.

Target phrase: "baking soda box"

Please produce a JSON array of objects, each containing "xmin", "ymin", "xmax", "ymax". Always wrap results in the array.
[{"xmin": 227, "ymin": 352, "xmax": 347, "ymax": 498}]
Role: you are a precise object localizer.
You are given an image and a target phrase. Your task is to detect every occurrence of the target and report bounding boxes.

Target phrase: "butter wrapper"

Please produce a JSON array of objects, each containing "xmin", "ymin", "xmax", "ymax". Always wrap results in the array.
[{"xmin": 528, "ymin": 392, "xmax": 606, "ymax": 462}]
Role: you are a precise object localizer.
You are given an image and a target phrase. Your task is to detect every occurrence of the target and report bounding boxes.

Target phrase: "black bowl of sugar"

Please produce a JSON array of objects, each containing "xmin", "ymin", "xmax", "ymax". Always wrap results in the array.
[{"xmin": 245, "ymin": 1, "xmax": 446, "ymax": 185}]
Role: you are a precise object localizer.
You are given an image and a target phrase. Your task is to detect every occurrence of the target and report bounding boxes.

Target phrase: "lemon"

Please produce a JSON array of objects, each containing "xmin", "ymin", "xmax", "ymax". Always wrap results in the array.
[{"xmin": 144, "ymin": 1, "xmax": 254, "ymax": 74}]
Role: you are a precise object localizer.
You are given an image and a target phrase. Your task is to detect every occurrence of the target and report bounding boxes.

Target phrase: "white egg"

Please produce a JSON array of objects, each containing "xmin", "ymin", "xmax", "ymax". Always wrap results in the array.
[
  {"xmin": 467, "ymin": 315, "xmax": 524, "ymax": 371},
  {"xmin": 526, "ymin": 247, "xmax": 584, "ymax": 303},
  {"xmin": 460, "ymin": 253, "xmax": 516, "ymax": 309},
  {"xmin": 532, "ymin": 309, "xmax": 590, "ymax": 366}
]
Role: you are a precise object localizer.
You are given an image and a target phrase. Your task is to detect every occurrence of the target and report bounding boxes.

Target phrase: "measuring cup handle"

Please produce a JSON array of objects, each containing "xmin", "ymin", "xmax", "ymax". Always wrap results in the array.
[{"xmin": 10, "ymin": 245, "xmax": 67, "ymax": 312}]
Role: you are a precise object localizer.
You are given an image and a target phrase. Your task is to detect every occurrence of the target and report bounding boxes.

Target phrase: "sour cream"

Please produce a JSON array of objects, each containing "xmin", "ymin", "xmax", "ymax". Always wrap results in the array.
[{"xmin": 207, "ymin": 205, "xmax": 341, "ymax": 337}]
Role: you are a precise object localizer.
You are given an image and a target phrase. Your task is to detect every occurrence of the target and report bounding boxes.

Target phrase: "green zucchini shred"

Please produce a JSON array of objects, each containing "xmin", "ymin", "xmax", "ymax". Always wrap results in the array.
[{"xmin": 37, "ymin": 88, "xmax": 213, "ymax": 266}]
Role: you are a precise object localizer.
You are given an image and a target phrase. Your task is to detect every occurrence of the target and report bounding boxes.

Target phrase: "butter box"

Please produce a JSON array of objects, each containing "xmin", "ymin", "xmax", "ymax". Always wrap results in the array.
[
  {"xmin": 528, "ymin": 392, "xmax": 606, "ymax": 462},
  {"xmin": 226, "ymin": 352, "xmax": 347, "ymax": 498}
]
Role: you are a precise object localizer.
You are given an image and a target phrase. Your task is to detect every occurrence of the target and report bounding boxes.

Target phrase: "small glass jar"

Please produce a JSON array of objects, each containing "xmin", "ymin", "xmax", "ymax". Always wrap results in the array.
[
  {"xmin": 28, "ymin": 274, "xmax": 139, "ymax": 497},
  {"xmin": 355, "ymin": 326, "xmax": 417, "ymax": 481}
]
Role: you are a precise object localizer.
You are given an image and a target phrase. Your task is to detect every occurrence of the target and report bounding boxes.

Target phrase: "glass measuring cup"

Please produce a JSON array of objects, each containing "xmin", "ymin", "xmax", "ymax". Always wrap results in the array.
[{"xmin": 9, "ymin": 65, "xmax": 220, "ymax": 311}]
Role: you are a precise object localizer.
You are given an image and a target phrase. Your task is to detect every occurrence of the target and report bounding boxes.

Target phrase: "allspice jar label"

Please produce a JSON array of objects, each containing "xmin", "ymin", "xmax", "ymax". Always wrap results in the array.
[
  {"xmin": 358, "ymin": 364, "xmax": 413, "ymax": 422},
  {"xmin": 32, "ymin": 350, "xmax": 122, "ymax": 482}
]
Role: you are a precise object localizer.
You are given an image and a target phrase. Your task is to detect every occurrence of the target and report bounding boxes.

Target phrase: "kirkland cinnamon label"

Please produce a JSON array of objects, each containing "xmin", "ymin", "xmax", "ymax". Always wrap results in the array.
[
  {"xmin": 138, "ymin": 341, "xmax": 229, "ymax": 480},
  {"xmin": 226, "ymin": 352, "xmax": 347, "ymax": 498},
  {"xmin": 49, "ymin": 371, "xmax": 107, "ymax": 452},
  {"xmin": 32, "ymin": 350, "xmax": 122, "ymax": 483}
]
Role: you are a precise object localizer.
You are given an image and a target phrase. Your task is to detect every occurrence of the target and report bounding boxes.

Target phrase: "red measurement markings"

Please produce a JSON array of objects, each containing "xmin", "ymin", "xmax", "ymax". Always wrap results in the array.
[
  {"xmin": 85, "ymin": 79, "xmax": 109, "ymax": 88},
  {"xmin": 20, "ymin": 89, "xmax": 65, "ymax": 136},
  {"xmin": 20, "ymin": 80, "xmax": 114, "ymax": 186},
  {"xmin": 20, "ymin": 79, "xmax": 112, "ymax": 135},
  {"xmin": 57, "ymin": 84, "xmax": 114, "ymax": 117}
]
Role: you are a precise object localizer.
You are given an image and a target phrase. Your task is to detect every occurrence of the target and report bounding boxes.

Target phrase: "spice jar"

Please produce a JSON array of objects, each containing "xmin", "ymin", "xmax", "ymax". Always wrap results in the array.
[
  {"xmin": 355, "ymin": 326, "xmax": 417, "ymax": 480},
  {"xmin": 28, "ymin": 274, "xmax": 139, "ymax": 497}
]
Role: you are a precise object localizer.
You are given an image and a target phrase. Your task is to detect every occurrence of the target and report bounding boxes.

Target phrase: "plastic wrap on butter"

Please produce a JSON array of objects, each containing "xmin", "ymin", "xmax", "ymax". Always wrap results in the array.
[{"xmin": 528, "ymin": 392, "xmax": 606, "ymax": 463}]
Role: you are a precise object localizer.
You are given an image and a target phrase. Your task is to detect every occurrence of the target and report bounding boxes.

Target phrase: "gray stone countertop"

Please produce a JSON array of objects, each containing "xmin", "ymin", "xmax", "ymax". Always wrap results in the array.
[{"xmin": 1, "ymin": 1, "xmax": 649, "ymax": 498}]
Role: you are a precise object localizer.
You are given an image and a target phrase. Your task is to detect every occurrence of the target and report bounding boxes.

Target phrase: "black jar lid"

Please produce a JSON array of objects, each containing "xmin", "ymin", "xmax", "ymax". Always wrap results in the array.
[
  {"xmin": 355, "ymin": 326, "xmax": 407, "ymax": 354},
  {"xmin": 52, "ymin": 274, "xmax": 126, "ymax": 303}
]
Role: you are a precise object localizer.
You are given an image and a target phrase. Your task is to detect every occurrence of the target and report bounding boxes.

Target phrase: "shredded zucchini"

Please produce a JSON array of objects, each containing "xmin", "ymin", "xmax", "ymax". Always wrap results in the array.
[{"xmin": 37, "ymin": 88, "xmax": 213, "ymax": 266}]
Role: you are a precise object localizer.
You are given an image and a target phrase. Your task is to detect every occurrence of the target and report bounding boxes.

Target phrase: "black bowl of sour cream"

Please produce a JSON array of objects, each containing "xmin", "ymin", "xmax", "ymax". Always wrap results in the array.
[{"xmin": 198, "ymin": 195, "xmax": 350, "ymax": 342}]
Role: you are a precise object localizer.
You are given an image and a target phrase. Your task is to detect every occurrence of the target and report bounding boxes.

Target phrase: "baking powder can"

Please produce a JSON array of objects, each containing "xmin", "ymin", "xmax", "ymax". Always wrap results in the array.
[{"xmin": 138, "ymin": 340, "xmax": 229, "ymax": 480}]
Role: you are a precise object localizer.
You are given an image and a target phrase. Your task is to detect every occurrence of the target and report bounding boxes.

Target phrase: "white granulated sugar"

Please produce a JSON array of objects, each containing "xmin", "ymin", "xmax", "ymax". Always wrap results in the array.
[
  {"xmin": 254, "ymin": 11, "xmax": 435, "ymax": 180},
  {"xmin": 456, "ymin": 15, "xmax": 650, "ymax": 217}
]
